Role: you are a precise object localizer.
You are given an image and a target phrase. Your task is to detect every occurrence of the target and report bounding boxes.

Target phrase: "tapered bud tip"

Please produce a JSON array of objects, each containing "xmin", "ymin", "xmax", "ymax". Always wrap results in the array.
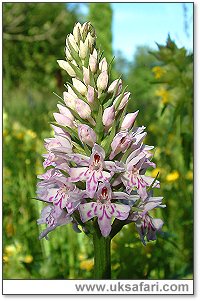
[
  {"xmin": 78, "ymin": 124, "xmax": 96, "ymax": 147},
  {"xmin": 99, "ymin": 58, "xmax": 108, "ymax": 72},
  {"xmin": 108, "ymin": 79, "xmax": 123, "ymax": 95},
  {"xmin": 53, "ymin": 113, "xmax": 74, "ymax": 128},
  {"xmin": 102, "ymin": 105, "xmax": 115, "ymax": 128},
  {"xmin": 120, "ymin": 110, "xmax": 139, "ymax": 130},
  {"xmin": 97, "ymin": 71, "xmax": 108, "ymax": 91},
  {"xmin": 57, "ymin": 104, "xmax": 74, "ymax": 120},
  {"xmin": 75, "ymin": 99, "xmax": 91, "ymax": 119},
  {"xmin": 79, "ymin": 40, "xmax": 89, "ymax": 60},
  {"xmin": 57, "ymin": 60, "xmax": 76, "ymax": 77},
  {"xmin": 87, "ymin": 85, "xmax": 95, "ymax": 103},
  {"xmin": 72, "ymin": 78, "xmax": 87, "ymax": 96}
]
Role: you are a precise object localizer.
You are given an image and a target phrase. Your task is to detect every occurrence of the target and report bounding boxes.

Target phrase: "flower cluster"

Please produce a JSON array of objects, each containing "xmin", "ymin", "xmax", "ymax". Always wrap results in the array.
[{"xmin": 36, "ymin": 22, "xmax": 165, "ymax": 244}]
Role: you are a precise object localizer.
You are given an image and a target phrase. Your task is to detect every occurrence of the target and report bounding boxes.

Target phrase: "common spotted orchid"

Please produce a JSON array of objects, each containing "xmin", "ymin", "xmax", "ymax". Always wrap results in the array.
[{"xmin": 36, "ymin": 22, "xmax": 165, "ymax": 256}]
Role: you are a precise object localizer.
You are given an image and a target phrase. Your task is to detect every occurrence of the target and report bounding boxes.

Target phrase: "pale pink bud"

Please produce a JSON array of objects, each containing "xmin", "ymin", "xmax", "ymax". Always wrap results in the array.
[
  {"xmin": 102, "ymin": 105, "xmax": 115, "ymax": 129},
  {"xmin": 72, "ymin": 78, "xmax": 87, "ymax": 96},
  {"xmin": 92, "ymin": 48, "xmax": 98, "ymax": 59},
  {"xmin": 114, "ymin": 92, "xmax": 131, "ymax": 110},
  {"xmin": 51, "ymin": 124, "xmax": 70, "ymax": 138},
  {"xmin": 67, "ymin": 85, "xmax": 78, "ymax": 98},
  {"xmin": 99, "ymin": 58, "xmax": 108, "ymax": 72},
  {"xmin": 73, "ymin": 22, "xmax": 81, "ymax": 44},
  {"xmin": 78, "ymin": 124, "xmax": 96, "ymax": 147},
  {"xmin": 89, "ymin": 53, "xmax": 98, "ymax": 73},
  {"xmin": 83, "ymin": 66, "xmax": 90, "ymax": 85},
  {"xmin": 87, "ymin": 85, "xmax": 95, "ymax": 103},
  {"xmin": 63, "ymin": 92, "xmax": 76, "ymax": 110},
  {"xmin": 79, "ymin": 40, "xmax": 88, "ymax": 60},
  {"xmin": 75, "ymin": 99, "xmax": 91, "ymax": 119},
  {"xmin": 85, "ymin": 32, "xmax": 95, "ymax": 49},
  {"xmin": 97, "ymin": 71, "xmax": 108, "ymax": 91},
  {"xmin": 120, "ymin": 111, "xmax": 139, "ymax": 131},
  {"xmin": 57, "ymin": 104, "xmax": 74, "ymax": 120},
  {"xmin": 108, "ymin": 79, "xmax": 122, "ymax": 95},
  {"xmin": 57, "ymin": 60, "xmax": 76, "ymax": 77},
  {"xmin": 67, "ymin": 34, "xmax": 78, "ymax": 52},
  {"xmin": 53, "ymin": 113, "xmax": 74, "ymax": 128}
]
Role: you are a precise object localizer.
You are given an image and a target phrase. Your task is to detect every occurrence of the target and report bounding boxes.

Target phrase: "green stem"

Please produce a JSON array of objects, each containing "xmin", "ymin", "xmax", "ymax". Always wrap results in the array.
[{"xmin": 93, "ymin": 226, "xmax": 111, "ymax": 279}]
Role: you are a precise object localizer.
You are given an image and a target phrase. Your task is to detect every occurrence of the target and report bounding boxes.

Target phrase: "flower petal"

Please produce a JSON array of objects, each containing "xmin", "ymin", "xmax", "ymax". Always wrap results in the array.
[
  {"xmin": 86, "ymin": 171, "xmax": 98, "ymax": 197},
  {"xmin": 112, "ymin": 203, "xmax": 130, "ymax": 220},
  {"xmin": 68, "ymin": 167, "xmax": 88, "ymax": 182},
  {"xmin": 79, "ymin": 202, "xmax": 97, "ymax": 222},
  {"xmin": 97, "ymin": 205, "xmax": 112, "ymax": 237}
]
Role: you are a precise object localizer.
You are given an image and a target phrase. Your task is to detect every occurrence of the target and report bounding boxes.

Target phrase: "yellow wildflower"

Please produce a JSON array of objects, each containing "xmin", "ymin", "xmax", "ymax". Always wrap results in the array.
[
  {"xmin": 152, "ymin": 66, "xmax": 166, "ymax": 79},
  {"xmin": 3, "ymin": 129, "xmax": 8, "ymax": 137},
  {"xmin": 5, "ymin": 245, "xmax": 17, "ymax": 256},
  {"xmin": 23, "ymin": 255, "xmax": 33, "ymax": 264},
  {"xmin": 80, "ymin": 259, "xmax": 94, "ymax": 272},
  {"xmin": 112, "ymin": 263, "xmax": 120, "ymax": 270},
  {"xmin": 166, "ymin": 171, "xmax": 179, "ymax": 182},
  {"xmin": 15, "ymin": 132, "xmax": 24, "ymax": 140},
  {"xmin": 3, "ymin": 256, "xmax": 9, "ymax": 263},
  {"xmin": 26, "ymin": 129, "xmax": 37, "ymax": 139},
  {"xmin": 185, "ymin": 171, "xmax": 193, "ymax": 181},
  {"xmin": 155, "ymin": 87, "xmax": 169, "ymax": 104},
  {"xmin": 78, "ymin": 254, "xmax": 86, "ymax": 261},
  {"xmin": 151, "ymin": 168, "xmax": 161, "ymax": 178}
]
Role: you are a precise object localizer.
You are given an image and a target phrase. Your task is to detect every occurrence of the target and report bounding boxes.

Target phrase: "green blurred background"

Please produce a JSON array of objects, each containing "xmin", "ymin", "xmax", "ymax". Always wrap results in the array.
[{"xmin": 3, "ymin": 3, "xmax": 193, "ymax": 279}]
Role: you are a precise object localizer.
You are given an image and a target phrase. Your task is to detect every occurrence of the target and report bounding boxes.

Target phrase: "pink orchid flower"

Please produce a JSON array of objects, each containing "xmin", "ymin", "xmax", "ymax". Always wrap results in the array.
[
  {"xmin": 65, "ymin": 144, "xmax": 124, "ymax": 197},
  {"xmin": 37, "ymin": 205, "xmax": 72, "ymax": 240},
  {"xmin": 79, "ymin": 182, "xmax": 132, "ymax": 237},
  {"xmin": 120, "ymin": 151, "xmax": 160, "ymax": 200}
]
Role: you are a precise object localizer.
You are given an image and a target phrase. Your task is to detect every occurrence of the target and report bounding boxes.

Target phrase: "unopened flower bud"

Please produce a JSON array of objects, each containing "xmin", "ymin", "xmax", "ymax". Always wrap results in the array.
[
  {"xmin": 57, "ymin": 60, "xmax": 76, "ymax": 77},
  {"xmin": 92, "ymin": 48, "xmax": 98, "ymax": 59},
  {"xmin": 83, "ymin": 66, "xmax": 90, "ymax": 85},
  {"xmin": 57, "ymin": 104, "xmax": 74, "ymax": 120},
  {"xmin": 75, "ymin": 99, "xmax": 91, "ymax": 119},
  {"xmin": 102, "ymin": 105, "xmax": 115, "ymax": 129},
  {"xmin": 87, "ymin": 85, "xmax": 95, "ymax": 103},
  {"xmin": 72, "ymin": 78, "xmax": 87, "ymax": 96},
  {"xmin": 97, "ymin": 71, "xmax": 108, "ymax": 91},
  {"xmin": 63, "ymin": 92, "xmax": 76, "ymax": 110},
  {"xmin": 85, "ymin": 32, "xmax": 95, "ymax": 49},
  {"xmin": 53, "ymin": 113, "xmax": 74, "ymax": 128},
  {"xmin": 67, "ymin": 85, "xmax": 78, "ymax": 98},
  {"xmin": 73, "ymin": 22, "xmax": 81, "ymax": 44},
  {"xmin": 67, "ymin": 34, "xmax": 78, "ymax": 52},
  {"xmin": 99, "ymin": 57, "xmax": 108, "ymax": 72},
  {"xmin": 51, "ymin": 124, "xmax": 69, "ymax": 137},
  {"xmin": 120, "ymin": 111, "xmax": 139, "ymax": 130},
  {"xmin": 78, "ymin": 124, "xmax": 96, "ymax": 147},
  {"xmin": 79, "ymin": 40, "xmax": 89, "ymax": 60},
  {"xmin": 114, "ymin": 92, "xmax": 131, "ymax": 110},
  {"xmin": 89, "ymin": 53, "xmax": 98, "ymax": 73},
  {"xmin": 108, "ymin": 79, "xmax": 122, "ymax": 95},
  {"xmin": 65, "ymin": 47, "xmax": 73, "ymax": 61}
]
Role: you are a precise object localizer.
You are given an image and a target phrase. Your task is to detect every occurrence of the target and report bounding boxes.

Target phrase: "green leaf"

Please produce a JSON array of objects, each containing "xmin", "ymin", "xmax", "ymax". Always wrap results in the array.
[
  {"xmin": 95, "ymin": 105, "xmax": 104, "ymax": 143},
  {"xmin": 101, "ymin": 121, "xmax": 116, "ymax": 156},
  {"xmin": 147, "ymin": 172, "xmax": 160, "ymax": 191}
]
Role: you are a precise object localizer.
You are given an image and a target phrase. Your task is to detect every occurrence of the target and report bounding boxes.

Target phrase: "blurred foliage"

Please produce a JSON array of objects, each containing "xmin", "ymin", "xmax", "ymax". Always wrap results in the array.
[
  {"xmin": 3, "ymin": 3, "xmax": 193, "ymax": 280},
  {"xmin": 3, "ymin": 3, "xmax": 78, "ymax": 91},
  {"xmin": 89, "ymin": 3, "xmax": 113, "ymax": 63}
]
